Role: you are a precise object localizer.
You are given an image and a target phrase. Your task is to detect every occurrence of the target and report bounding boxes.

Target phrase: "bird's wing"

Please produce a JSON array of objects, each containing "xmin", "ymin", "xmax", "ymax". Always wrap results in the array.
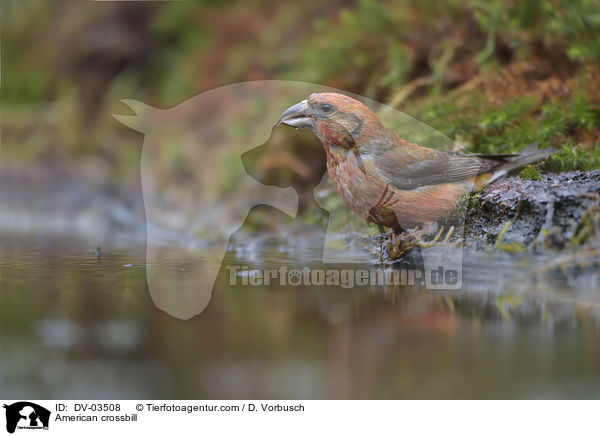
[{"xmin": 371, "ymin": 150, "xmax": 497, "ymax": 190}]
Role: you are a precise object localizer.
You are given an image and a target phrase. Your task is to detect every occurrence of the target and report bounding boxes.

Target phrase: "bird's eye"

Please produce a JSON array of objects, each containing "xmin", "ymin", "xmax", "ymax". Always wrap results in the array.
[{"xmin": 321, "ymin": 103, "xmax": 332, "ymax": 113}]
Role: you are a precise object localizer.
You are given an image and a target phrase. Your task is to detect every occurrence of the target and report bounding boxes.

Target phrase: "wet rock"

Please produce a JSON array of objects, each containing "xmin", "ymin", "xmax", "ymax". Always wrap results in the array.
[{"xmin": 464, "ymin": 170, "xmax": 600, "ymax": 251}]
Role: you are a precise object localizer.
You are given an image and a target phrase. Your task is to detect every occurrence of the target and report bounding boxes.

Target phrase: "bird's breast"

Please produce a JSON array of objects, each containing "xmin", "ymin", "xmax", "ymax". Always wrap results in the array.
[{"xmin": 326, "ymin": 150, "xmax": 469, "ymax": 228}]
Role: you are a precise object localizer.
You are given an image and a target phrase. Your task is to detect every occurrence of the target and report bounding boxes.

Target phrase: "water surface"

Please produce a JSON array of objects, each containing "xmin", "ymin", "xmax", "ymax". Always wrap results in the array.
[{"xmin": 1, "ymin": 234, "xmax": 599, "ymax": 399}]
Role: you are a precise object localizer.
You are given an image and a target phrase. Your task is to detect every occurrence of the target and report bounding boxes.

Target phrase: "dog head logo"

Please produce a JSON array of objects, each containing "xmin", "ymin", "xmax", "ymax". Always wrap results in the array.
[
  {"xmin": 114, "ymin": 81, "xmax": 466, "ymax": 320},
  {"xmin": 3, "ymin": 402, "xmax": 50, "ymax": 434}
]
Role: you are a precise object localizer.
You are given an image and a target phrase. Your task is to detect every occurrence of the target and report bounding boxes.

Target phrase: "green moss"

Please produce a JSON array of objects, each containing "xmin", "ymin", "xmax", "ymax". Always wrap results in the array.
[
  {"xmin": 570, "ymin": 205, "xmax": 600, "ymax": 246},
  {"xmin": 572, "ymin": 92, "xmax": 600, "ymax": 129},
  {"xmin": 479, "ymin": 99, "xmax": 537, "ymax": 133},
  {"xmin": 410, "ymin": 70, "xmax": 600, "ymax": 172},
  {"xmin": 519, "ymin": 166, "xmax": 541, "ymax": 181},
  {"xmin": 548, "ymin": 143, "xmax": 600, "ymax": 172},
  {"xmin": 495, "ymin": 220, "xmax": 526, "ymax": 253}
]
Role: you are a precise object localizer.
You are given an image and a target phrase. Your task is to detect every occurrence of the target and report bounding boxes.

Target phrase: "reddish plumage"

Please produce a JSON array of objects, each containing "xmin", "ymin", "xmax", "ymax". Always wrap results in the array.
[{"xmin": 277, "ymin": 92, "xmax": 554, "ymax": 231}]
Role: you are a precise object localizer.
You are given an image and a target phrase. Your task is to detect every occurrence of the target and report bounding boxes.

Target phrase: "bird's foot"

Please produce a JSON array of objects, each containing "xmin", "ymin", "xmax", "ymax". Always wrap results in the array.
[
  {"xmin": 377, "ymin": 223, "xmax": 458, "ymax": 261},
  {"xmin": 419, "ymin": 225, "xmax": 456, "ymax": 247},
  {"xmin": 385, "ymin": 230, "xmax": 421, "ymax": 260}
]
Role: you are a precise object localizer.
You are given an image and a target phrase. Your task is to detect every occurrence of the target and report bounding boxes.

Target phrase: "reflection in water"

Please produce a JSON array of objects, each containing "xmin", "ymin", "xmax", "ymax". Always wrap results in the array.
[{"xmin": 1, "ymin": 234, "xmax": 600, "ymax": 399}]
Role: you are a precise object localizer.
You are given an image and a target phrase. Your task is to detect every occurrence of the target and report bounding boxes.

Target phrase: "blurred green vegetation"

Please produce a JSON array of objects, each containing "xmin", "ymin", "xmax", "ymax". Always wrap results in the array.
[{"xmin": 1, "ymin": 0, "xmax": 599, "ymax": 179}]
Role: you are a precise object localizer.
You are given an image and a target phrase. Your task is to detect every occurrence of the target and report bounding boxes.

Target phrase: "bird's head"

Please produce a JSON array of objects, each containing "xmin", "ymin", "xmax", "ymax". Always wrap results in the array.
[{"xmin": 277, "ymin": 93, "xmax": 386, "ymax": 149}]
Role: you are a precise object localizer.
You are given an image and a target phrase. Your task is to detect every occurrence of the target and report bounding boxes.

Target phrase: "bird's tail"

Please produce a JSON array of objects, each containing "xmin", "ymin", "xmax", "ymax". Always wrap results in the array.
[{"xmin": 484, "ymin": 144, "xmax": 557, "ymax": 185}]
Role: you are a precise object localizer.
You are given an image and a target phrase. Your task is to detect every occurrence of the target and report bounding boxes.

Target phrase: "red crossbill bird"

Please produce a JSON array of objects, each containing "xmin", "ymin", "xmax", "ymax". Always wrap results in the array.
[{"xmin": 277, "ymin": 92, "xmax": 555, "ymax": 232}]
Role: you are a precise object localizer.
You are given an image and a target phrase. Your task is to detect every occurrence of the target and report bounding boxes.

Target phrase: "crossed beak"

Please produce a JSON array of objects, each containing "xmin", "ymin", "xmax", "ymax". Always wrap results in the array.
[{"xmin": 276, "ymin": 100, "xmax": 313, "ymax": 128}]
